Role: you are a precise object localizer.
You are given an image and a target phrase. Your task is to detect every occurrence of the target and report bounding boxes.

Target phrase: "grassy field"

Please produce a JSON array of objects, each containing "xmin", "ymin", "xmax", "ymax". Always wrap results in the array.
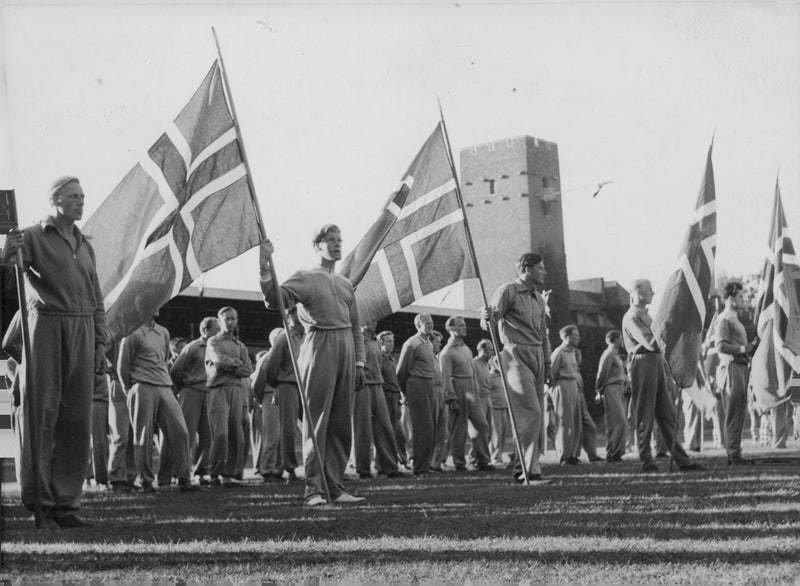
[{"xmin": 1, "ymin": 443, "xmax": 799, "ymax": 583}]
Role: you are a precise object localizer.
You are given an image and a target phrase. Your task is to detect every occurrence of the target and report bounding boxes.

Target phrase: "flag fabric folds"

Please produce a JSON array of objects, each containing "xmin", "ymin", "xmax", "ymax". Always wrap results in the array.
[
  {"xmin": 340, "ymin": 123, "xmax": 476, "ymax": 325},
  {"xmin": 653, "ymin": 143, "xmax": 717, "ymax": 389},
  {"xmin": 83, "ymin": 62, "xmax": 262, "ymax": 342},
  {"xmin": 750, "ymin": 180, "xmax": 800, "ymax": 410}
]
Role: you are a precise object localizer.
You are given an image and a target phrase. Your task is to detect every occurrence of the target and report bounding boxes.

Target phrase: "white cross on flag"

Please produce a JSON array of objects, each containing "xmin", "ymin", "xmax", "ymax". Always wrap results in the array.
[
  {"xmin": 750, "ymin": 180, "xmax": 800, "ymax": 410},
  {"xmin": 83, "ymin": 61, "xmax": 262, "ymax": 342},
  {"xmin": 653, "ymin": 142, "xmax": 717, "ymax": 389},
  {"xmin": 340, "ymin": 123, "xmax": 476, "ymax": 325}
]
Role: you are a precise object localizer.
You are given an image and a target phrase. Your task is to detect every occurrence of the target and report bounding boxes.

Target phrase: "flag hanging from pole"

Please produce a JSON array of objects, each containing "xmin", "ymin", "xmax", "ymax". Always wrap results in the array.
[
  {"xmin": 750, "ymin": 180, "xmax": 800, "ymax": 410},
  {"xmin": 340, "ymin": 123, "xmax": 476, "ymax": 325},
  {"xmin": 83, "ymin": 61, "xmax": 262, "ymax": 342},
  {"xmin": 653, "ymin": 142, "xmax": 717, "ymax": 389}
]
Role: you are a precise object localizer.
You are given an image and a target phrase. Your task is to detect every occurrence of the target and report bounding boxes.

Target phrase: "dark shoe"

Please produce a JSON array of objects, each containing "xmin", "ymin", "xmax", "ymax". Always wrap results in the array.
[
  {"xmin": 40, "ymin": 513, "xmax": 61, "ymax": 531},
  {"xmin": 262, "ymin": 473, "xmax": 284, "ymax": 483},
  {"xmin": 137, "ymin": 482, "xmax": 157, "ymax": 493},
  {"xmin": 429, "ymin": 466, "xmax": 444, "ymax": 473},
  {"xmin": 384, "ymin": 470, "xmax": 409, "ymax": 478},
  {"xmin": 516, "ymin": 473, "xmax": 551, "ymax": 484},
  {"xmin": 588, "ymin": 455, "xmax": 602, "ymax": 462},
  {"xmin": 679, "ymin": 462, "xmax": 705, "ymax": 472},
  {"xmin": 198, "ymin": 476, "xmax": 212, "ymax": 486},
  {"xmin": 606, "ymin": 457, "xmax": 623, "ymax": 463},
  {"xmin": 55, "ymin": 514, "xmax": 89, "ymax": 529},
  {"xmin": 454, "ymin": 465, "xmax": 467, "ymax": 472},
  {"xmin": 476, "ymin": 463, "xmax": 495, "ymax": 471},
  {"xmin": 642, "ymin": 461, "xmax": 660, "ymax": 473},
  {"xmin": 568, "ymin": 457, "xmax": 580, "ymax": 465},
  {"xmin": 222, "ymin": 477, "xmax": 242, "ymax": 488},
  {"xmin": 179, "ymin": 479, "xmax": 205, "ymax": 493},
  {"xmin": 655, "ymin": 452, "xmax": 669, "ymax": 459},
  {"xmin": 358, "ymin": 472, "xmax": 373, "ymax": 479},
  {"xmin": 110, "ymin": 481, "xmax": 135, "ymax": 492}
]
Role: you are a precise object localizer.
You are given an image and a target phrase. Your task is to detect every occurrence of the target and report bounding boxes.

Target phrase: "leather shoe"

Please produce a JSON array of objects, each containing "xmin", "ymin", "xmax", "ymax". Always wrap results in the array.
[
  {"xmin": 334, "ymin": 492, "xmax": 365, "ymax": 504},
  {"xmin": 679, "ymin": 462, "xmax": 705, "ymax": 471},
  {"xmin": 55, "ymin": 514, "xmax": 89, "ymax": 529},
  {"xmin": 642, "ymin": 461, "xmax": 660, "ymax": 473}
]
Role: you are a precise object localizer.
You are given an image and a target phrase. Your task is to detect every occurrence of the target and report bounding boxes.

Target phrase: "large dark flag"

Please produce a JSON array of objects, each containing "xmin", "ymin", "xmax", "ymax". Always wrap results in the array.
[
  {"xmin": 653, "ymin": 143, "xmax": 717, "ymax": 388},
  {"xmin": 340, "ymin": 123, "xmax": 476, "ymax": 324},
  {"xmin": 750, "ymin": 180, "xmax": 800, "ymax": 410},
  {"xmin": 83, "ymin": 62, "xmax": 261, "ymax": 342}
]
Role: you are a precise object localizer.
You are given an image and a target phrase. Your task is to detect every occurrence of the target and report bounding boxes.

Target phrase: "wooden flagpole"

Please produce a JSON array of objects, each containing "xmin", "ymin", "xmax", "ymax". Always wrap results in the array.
[
  {"xmin": 437, "ymin": 98, "xmax": 532, "ymax": 485},
  {"xmin": 211, "ymin": 28, "xmax": 331, "ymax": 504}
]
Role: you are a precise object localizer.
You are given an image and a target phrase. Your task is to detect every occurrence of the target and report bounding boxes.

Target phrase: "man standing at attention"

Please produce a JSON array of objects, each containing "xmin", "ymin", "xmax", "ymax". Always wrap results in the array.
[
  {"xmin": 1, "ymin": 176, "xmax": 106, "ymax": 528},
  {"xmin": 481, "ymin": 253, "xmax": 550, "ymax": 482},
  {"xmin": 440, "ymin": 316, "xmax": 493, "ymax": 472},
  {"xmin": 396, "ymin": 313, "xmax": 437, "ymax": 476},
  {"xmin": 205, "ymin": 307, "xmax": 253, "ymax": 486},
  {"xmin": 595, "ymin": 330, "xmax": 628, "ymax": 463},
  {"xmin": 714, "ymin": 282, "xmax": 754, "ymax": 465},
  {"xmin": 622, "ymin": 279, "xmax": 703, "ymax": 472},
  {"xmin": 118, "ymin": 312, "xmax": 201, "ymax": 493},
  {"xmin": 550, "ymin": 325, "xmax": 583, "ymax": 466},
  {"xmin": 378, "ymin": 330, "xmax": 408, "ymax": 468},
  {"xmin": 169, "ymin": 316, "xmax": 220, "ymax": 484},
  {"xmin": 259, "ymin": 225, "xmax": 366, "ymax": 506}
]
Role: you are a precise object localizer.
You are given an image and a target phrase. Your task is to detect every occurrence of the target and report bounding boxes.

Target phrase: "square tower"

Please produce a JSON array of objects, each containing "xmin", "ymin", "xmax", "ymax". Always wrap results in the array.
[{"xmin": 460, "ymin": 135, "xmax": 570, "ymax": 344}]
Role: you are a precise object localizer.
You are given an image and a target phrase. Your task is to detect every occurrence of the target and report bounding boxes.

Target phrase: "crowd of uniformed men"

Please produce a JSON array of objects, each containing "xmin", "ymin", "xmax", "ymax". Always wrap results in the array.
[{"xmin": 2, "ymin": 176, "xmax": 794, "ymax": 528}]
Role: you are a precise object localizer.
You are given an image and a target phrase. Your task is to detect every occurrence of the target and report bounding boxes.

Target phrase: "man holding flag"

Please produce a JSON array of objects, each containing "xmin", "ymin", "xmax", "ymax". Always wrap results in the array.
[{"xmin": 1, "ymin": 176, "xmax": 106, "ymax": 529}]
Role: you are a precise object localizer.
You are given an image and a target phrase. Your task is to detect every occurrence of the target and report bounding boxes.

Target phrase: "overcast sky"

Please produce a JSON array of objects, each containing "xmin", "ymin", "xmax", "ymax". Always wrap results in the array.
[{"xmin": 1, "ymin": 1, "xmax": 798, "ymax": 312}]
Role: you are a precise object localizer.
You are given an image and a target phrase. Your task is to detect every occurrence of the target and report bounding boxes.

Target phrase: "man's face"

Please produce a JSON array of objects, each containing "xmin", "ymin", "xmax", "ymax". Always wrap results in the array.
[
  {"xmin": 362, "ymin": 322, "xmax": 376, "ymax": 338},
  {"xmin": 637, "ymin": 281, "xmax": 654, "ymax": 305},
  {"xmin": 450, "ymin": 318, "xmax": 467, "ymax": 339},
  {"xmin": 480, "ymin": 342, "xmax": 495, "ymax": 358},
  {"xmin": 416, "ymin": 314, "xmax": 434, "ymax": 335},
  {"xmin": 380, "ymin": 334, "xmax": 395, "ymax": 354},
  {"xmin": 204, "ymin": 320, "xmax": 220, "ymax": 338},
  {"xmin": 220, "ymin": 310, "xmax": 238, "ymax": 334},
  {"xmin": 54, "ymin": 181, "xmax": 85, "ymax": 222},
  {"xmin": 567, "ymin": 329, "xmax": 581, "ymax": 347},
  {"xmin": 730, "ymin": 290, "xmax": 744, "ymax": 310},
  {"xmin": 520, "ymin": 261, "xmax": 547, "ymax": 288},
  {"xmin": 316, "ymin": 230, "xmax": 343, "ymax": 262}
]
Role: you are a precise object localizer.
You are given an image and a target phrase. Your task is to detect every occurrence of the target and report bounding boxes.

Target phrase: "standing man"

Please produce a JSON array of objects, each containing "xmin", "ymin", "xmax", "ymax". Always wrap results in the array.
[
  {"xmin": 378, "ymin": 330, "xmax": 408, "ymax": 468},
  {"xmin": 429, "ymin": 330, "xmax": 453, "ymax": 472},
  {"xmin": 714, "ymin": 282, "xmax": 754, "ymax": 465},
  {"xmin": 488, "ymin": 357, "xmax": 510, "ymax": 467},
  {"xmin": 118, "ymin": 312, "xmax": 200, "ymax": 493},
  {"xmin": 550, "ymin": 325, "xmax": 583, "ymax": 465},
  {"xmin": 595, "ymin": 330, "xmax": 628, "ymax": 463},
  {"xmin": 353, "ymin": 322, "xmax": 402, "ymax": 478},
  {"xmin": 205, "ymin": 306, "xmax": 253, "ymax": 486},
  {"xmin": 471, "ymin": 339, "xmax": 496, "ymax": 469},
  {"xmin": 396, "ymin": 313, "xmax": 437, "ymax": 475},
  {"xmin": 169, "ymin": 316, "xmax": 220, "ymax": 484},
  {"xmin": 1, "ymin": 176, "xmax": 106, "ymax": 528},
  {"xmin": 251, "ymin": 329, "xmax": 284, "ymax": 482},
  {"xmin": 481, "ymin": 253, "xmax": 550, "ymax": 482},
  {"xmin": 106, "ymin": 340, "xmax": 136, "ymax": 491},
  {"xmin": 622, "ymin": 279, "xmax": 703, "ymax": 472},
  {"xmin": 261, "ymin": 309, "xmax": 305, "ymax": 482},
  {"xmin": 441, "ymin": 316, "xmax": 493, "ymax": 472},
  {"xmin": 260, "ymin": 225, "xmax": 366, "ymax": 506}
]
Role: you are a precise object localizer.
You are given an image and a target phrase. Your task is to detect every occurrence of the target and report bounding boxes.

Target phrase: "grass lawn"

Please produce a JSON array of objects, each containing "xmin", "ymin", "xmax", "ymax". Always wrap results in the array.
[{"xmin": 1, "ymin": 442, "xmax": 799, "ymax": 583}]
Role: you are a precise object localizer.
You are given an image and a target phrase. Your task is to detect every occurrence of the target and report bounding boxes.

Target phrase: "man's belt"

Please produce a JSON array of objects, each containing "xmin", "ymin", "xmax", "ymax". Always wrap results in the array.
[{"xmin": 630, "ymin": 348, "xmax": 660, "ymax": 356}]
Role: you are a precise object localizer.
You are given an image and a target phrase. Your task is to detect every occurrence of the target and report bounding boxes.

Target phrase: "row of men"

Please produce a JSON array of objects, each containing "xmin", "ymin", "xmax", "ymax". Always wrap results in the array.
[{"xmin": 1, "ymin": 176, "xmax": 707, "ymax": 525}]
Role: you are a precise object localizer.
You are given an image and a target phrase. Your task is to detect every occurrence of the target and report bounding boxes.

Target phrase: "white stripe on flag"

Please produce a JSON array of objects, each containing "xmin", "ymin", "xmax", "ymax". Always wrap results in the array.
[
  {"xmin": 690, "ymin": 200, "xmax": 716, "ymax": 225},
  {"xmin": 168, "ymin": 236, "xmax": 186, "ymax": 298},
  {"xmin": 756, "ymin": 302, "xmax": 774, "ymax": 337},
  {"xmin": 400, "ymin": 208, "xmax": 465, "ymax": 301},
  {"xmin": 375, "ymin": 249, "xmax": 402, "ymax": 313},
  {"xmin": 700, "ymin": 234, "xmax": 716, "ymax": 282},
  {"xmin": 677, "ymin": 253, "xmax": 706, "ymax": 325},
  {"xmin": 104, "ymin": 234, "xmax": 171, "ymax": 308},
  {"xmin": 394, "ymin": 178, "xmax": 457, "ymax": 220},
  {"xmin": 187, "ymin": 127, "xmax": 237, "ymax": 177},
  {"xmin": 166, "ymin": 124, "xmax": 192, "ymax": 177},
  {"xmin": 386, "ymin": 176, "xmax": 415, "ymax": 218},
  {"xmin": 774, "ymin": 271, "xmax": 789, "ymax": 317},
  {"xmin": 141, "ymin": 154, "xmax": 180, "ymax": 212}
]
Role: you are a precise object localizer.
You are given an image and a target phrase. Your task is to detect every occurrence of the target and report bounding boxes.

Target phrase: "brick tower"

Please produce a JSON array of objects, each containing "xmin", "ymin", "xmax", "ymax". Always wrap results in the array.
[{"xmin": 459, "ymin": 135, "xmax": 570, "ymax": 347}]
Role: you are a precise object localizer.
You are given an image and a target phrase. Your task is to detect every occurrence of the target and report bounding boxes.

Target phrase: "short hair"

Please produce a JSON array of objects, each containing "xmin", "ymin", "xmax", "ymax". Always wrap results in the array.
[
  {"xmin": 199, "ymin": 316, "xmax": 218, "ymax": 334},
  {"xmin": 723, "ymin": 281, "xmax": 743, "ymax": 299},
  {"xmin": 170, "ymin": 337, "xmax": 187, "ymax": 352},
  {"xmin": 377, "ymin": 331, "xmax": 394, "ymax": 342},
  {"xmin": 515, "ymin": 252, "xmax": 543, "ymax": 273},
  {"xmin": 477, "ymin": 339, "xmax": 492, "ymax": 352},
  {"xmin": 414, "ymin": 313, "xmax": 432, "ymax": 328},
  {"xmin": 312, "ymin": 224, "xmax": 341, "ymax": 247},
  {"xmin": 630, "ymin": 279, "xmax": 651, "ymax": 293},
  {"xmin": 605, "ymin": 330, "xmax": 622, "ymax": 345},
  {"xmin": 49, "ymin": 176, "xmax": 80, "ymax": 205},
  {"xmin": 217, "ymin": 306, "xmax": 237, "ymax": 318},
  {"xmin": 269, "ymin": 327, "xmax": 284, "ymax": 346},
  {"xmin": 445, "ymin": 315, "xmax": 464, "ymax": 331},
  {"xmin": 559, "ymin": 325, "xmax": 578, "ymax": 339}
]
